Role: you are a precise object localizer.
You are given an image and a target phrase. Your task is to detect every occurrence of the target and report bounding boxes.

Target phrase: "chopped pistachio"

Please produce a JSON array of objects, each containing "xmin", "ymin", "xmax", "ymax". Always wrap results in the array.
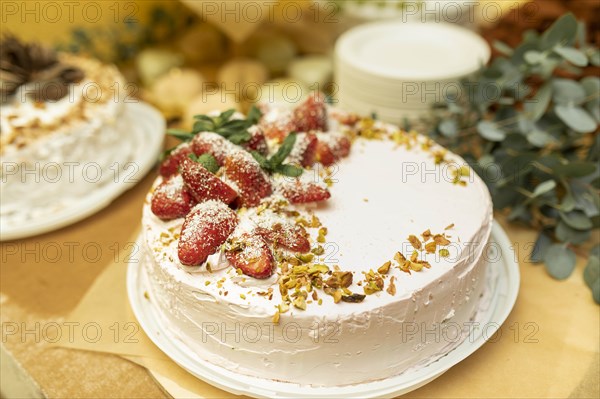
[
  {"xmin": 439, "ymin": 248, "xmax": 450, "ymax": 257},
  {"xmin": 272, "ymin": 310, "xmax": 280, "ymax": 325},
  {"xmin": 293, "ymin": 296, "xmax": 306, "ymax": 310},
  {"xmin": 408, "ymin": 235, "xmax": 422, "ymax": 250},
  {"xmin": 387, "ymin": 277, "xmax": 397, "ymax": 296},
  {"xmin": 378, "ymin": 261, "xmax": 392, "ymax": 274},
  {"xmin": 425, "ymin": 241, "xmax": 437, "ymax": 253},
  {"xmin": 341, "ymin": 293, "xmax": 366, "ymax": 303}
]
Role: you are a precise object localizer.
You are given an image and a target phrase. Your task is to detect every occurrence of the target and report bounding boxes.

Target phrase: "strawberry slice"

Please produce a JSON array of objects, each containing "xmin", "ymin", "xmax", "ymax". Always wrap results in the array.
[
  {"xmin": 190, "ymin": 132, "xmax": 235, "ymax": 165},
  {"xmin": 286, "ymin": 132, "xmax": 318, "ymax": 167},
  {"xmin": 159, "ymin": 143, "xmax": 192, "ymax": 177},
  {"xmin": 180, "ymin": 157, "xmax": 238, "ymax": 204},
  {"xmin": 293, "ymin": 93, "xmax": 328, "ymax": 132},
  {"xmin": 150, "ymin": 175, "xmax": 196, "ymax": 220},
  {"xmin": 243, "ymin": 125, "xmax": 269, "ymax": 155},
  {"xmin": 316, "ymin": 133, "xmax": 351, "ymax": 166},
  {"xmin": 255, "ymin": 222, "xmax": 310, "ymax": 253},
  {"xmin": 259, "ymin": 108, "xmax": 297, "ymax": 143},
  {"xmin": 223, "ymin": 152, "xmax": 272, "ymax": 207},
  {"xmin": 225, "ymin": 233, "xmax": 275, "ymax": 279},
  {"xmin": 278, "ymin": 179, "xmax": 331, "ymax": 204},
  {"xmin": 178, "ymin": 201, "xmax": 238, "ymax": 266}
]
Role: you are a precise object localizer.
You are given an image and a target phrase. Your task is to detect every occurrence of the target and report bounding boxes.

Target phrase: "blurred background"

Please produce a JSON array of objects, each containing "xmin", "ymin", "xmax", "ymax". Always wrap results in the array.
[{"xmin": 2, "ymin": 0, "xmax": 597, "ymax": 126}]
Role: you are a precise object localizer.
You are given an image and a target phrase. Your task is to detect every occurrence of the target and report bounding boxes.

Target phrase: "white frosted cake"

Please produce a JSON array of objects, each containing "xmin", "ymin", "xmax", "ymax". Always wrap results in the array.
[
  {"xmin": 140, "ymin": 94, "xmax": 493, "ymax": 386},
  {"xmin": 0, "ymin": 36, "xmax": 127, "ymax": 220}
]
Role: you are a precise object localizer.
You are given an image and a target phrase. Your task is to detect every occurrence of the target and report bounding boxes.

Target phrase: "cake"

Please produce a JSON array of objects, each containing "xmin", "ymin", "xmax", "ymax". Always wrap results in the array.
[
  {"xmin": 0, "ymin": 36, "xmax": 127, "ymax": 221},
  {"xmin": 140, "ymin": 93, "xmax": 493, "ymax": 386}
]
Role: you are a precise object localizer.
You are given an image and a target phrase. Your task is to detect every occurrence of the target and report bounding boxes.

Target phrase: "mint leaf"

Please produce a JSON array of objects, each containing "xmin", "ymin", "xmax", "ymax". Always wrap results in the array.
[
  {"xmin": 167, "ymin": 129, "xmax": 194, "ymax": 141},
  {"xmin": 276, "ymin": 164, "xmax": 304, "ymax": 177},
  {"xmin": 189, "ymin": 153, "xmax": 220, "ymax": 174}
]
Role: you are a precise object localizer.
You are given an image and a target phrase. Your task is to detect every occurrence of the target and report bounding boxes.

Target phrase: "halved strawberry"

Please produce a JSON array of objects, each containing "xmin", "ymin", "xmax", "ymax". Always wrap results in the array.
[
  {"xmin": 243, "ymin": 125, "xmax": 269, "ymax": 155},
  {"xmin": 255, "ymin": 222, "xmax": 310, "ymax": 253},
  {"xmin": 259, "ymin": 108, "xmax": 297, "ymax": 143},
  {"xmin": 223, "ymin": 152, "xmax": 272, "ymax": 207},
  {"xmin": 180, "ymin": 158, "xmax": 238, "ymax": 204},
  {"xmin": 225, "ymin": 233, "xmax": 275, "ymax": 279},
  {"xmin": 150, "ymin": 175, "xmax": 196, "ymax": 220},
  {"xmin": 278, "ymin": 179, "xmax": 331, "ymax": 204},
  {"xmin": 316, "ymin": 133, "xmax": 351, "ymax": 166},
  {"xmin": 293, "ymin": 93, "xmax": 328, "ymax": 132},
  {"xmin": 190, "ymin": 132, "xmax": 234, "ymax": 165},
  {"xmin": 159, "ymin": 143, "xmax": 193, "ymax": 177},
  {"xmin": 178, "ymin": 201, "xmax": 238, "ymax": 266},
  {"xmin": 286, "ymin": 132, "xmax": 318, "ymax": 167}
]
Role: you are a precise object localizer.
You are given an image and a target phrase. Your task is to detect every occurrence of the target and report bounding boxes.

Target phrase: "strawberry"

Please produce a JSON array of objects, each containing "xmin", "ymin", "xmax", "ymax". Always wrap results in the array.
[
  {"xmin": 293, "ymin": 92, "xmax": 328, "ymax": 132},
  {"xmin": 278, "ymin": 179, "xmax": 331, "ymax": 204},
  {"xmin": 225, "ymin": 233, "xmax": 275, "ymax": 279},
  {"xmin": 289, "ymin": 132, "xmax": 318, "ymax": 167},
  {"xmin": 159, "ymin": 143, "xmax": 193, "ymax": 177},
  {"xmin": 178, "ymin": 201, "xmax": 238, "ymax": 266},
  {"xmin": 180, "ymin": 158, "xmax": 238, "ymax": 204},
  {"xmin": 243, "ymin": 125, "xmax": 269, "ymax": 155},
  {"xmin": 190, "ymin": 132, "xmax": 234, "ymax": 165},
  {"xmin": 259, "ymin": 108, "xmax": 297, "ymax": 143},
  {"xmin": 150, "ymin": 175, "xmax": 196, "ymax": 220},
  {"xmin": 316, "ymin": 133, "xmax": 351, "ymax": 166},
  {"xmin": 255, "ymin": 222, "xmax": 310, "ymax": 253},
  {"xmin": 223, "ymin": 152, "xmax": 272, "ymax": 207}
]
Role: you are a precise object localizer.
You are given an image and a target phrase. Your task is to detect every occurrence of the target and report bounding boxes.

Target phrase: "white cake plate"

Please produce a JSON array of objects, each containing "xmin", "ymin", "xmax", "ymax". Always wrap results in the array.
[
  {"xmin": 0, "ymin": 102, "xmax": 165, "ymax": 241},
  {"xmin": 128, "ymin": 221, "xmax": 519, "ymax": 399}
]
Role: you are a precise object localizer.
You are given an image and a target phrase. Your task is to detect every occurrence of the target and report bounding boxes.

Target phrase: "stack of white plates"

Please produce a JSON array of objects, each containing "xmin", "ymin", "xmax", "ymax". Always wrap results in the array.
[{"xmin": 335, "ymin": 21, "xmax": 490, "ymax": 124}]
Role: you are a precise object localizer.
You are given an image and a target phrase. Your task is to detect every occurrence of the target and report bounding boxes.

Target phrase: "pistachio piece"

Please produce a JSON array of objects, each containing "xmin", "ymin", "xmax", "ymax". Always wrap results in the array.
[{"xmin": 341, "ymin": 293, "xmax": 366, "ymax": 303}]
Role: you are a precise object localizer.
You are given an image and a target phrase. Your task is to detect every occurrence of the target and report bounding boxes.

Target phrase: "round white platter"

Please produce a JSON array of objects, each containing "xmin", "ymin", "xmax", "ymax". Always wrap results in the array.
[
  {"xmin": 0, "ymin": 102, "xmax": 165, "ymax": 241},
  {"xmin": 128, "ymin": 221, "xmax": 519, "ymax": 399}
]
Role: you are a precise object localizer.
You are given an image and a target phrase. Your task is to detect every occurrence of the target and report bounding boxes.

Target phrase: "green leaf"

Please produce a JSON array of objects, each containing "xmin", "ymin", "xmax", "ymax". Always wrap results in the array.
[
  {"xmin": 219, "ymin": 109, "xmax": 236, "ymax": 122},
  {"xmin": 250, "ymin": 152, "xmax": 270, "ymax": 170},
  {"xmin": 544, "ymin": 244, "xmax": 576, "ymax": 280},
  {"xmin": 227, "ymin": 131, "xmax": 251, "ymax": 145},
  {"xmin": 552, "ymin": 79, "xmax": 586, "ymax": 105},
  {"xmin": 493, "ymin": 40, "xmax": 513, "ymax": 56},
  {"xmin": 553, "ymin": 161, "xmax": 597, "ymax": 177},
  {"xmin": 167, "ymin": 129, "xmax": 194, "ymax": 142},
  {"xmin": 246, "ymin": 105, "xmax": 262, "ymax": 125},
  {"xmin": 583, "ymin": 256, "xmax": 599, "ymax": 289},
  {"xmin": 555, "ymin": 220, "xmax": 591, "ymax": 244},
  {"xmin": 540, "ymin": 12, "xmax": 578, "ymax": 50},
  {"xmin": 532, "ymin": 180, "xmax": 556, "ymax": 197},
  {"xmin": 439, "ymin": 119, "xmax": 458, "ymax": 137},
  {"xmin": 524, "ymin": 50, "xmax": 544, "ymax": 64},
  {"xmin": 592, "ymin": 280, "xmax": 600, "ymax": 304},
  {"xmin": 271, "ymin": 133, "xmax": 297, "ymax": 167},
  {"xmin": 553, "ymin": 46, "xmax": 588, "ymax": 66},
  {"xmin": 559, "ymin": 210, "xmax": 593, "ymax": 230},
  {"xmin": 589, "ymin": 48, "xmax": 600, "ymax": 66},
  {"xmin": 530, "ymin": 232, "xmax": 552, "ymax": 263},
  {"xmin": 276, "ymin": 164, "xmax": 304, "ymax": 177},
  {"xmin": 555, "ymin": 105, "xmax": 597, "ymax": 133},
  {"xmin": 477, "ymin": 121, "xmax": 506, "ymax": 142},
  {"xmin": 190, "ymin": 153, "xmax": 220, "ymax": 174},
  {"xmin": 527, "ymin": 128, "xmax": 554, "ymax": 147},
  {"xmin": 581, "ymin": 76, "xmax": 600, "ymax": 96},
  {"xmin": 525, "ymin": 83, "xmax": 552, "ymax": 121}
]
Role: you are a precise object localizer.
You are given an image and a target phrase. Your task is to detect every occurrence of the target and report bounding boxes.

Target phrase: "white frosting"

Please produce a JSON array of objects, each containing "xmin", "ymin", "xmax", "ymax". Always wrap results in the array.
[
  {"xmin": 140, "ymin": 117, "xmax": 493, "ymax": 386},
  {"xmin": 0, "ymin": 55, "xmax": 129, "ymax": 219}
]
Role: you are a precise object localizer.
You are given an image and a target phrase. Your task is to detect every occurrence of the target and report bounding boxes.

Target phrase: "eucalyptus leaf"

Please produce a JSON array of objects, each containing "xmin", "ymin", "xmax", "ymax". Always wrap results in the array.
[
  {"xmin": 530, "ymin": 232, "xmax": 552, "ymax": 263},
  {"xmin": 493, "ymin": 40, "xmax": 514, "ymax": 56},
  {"xmin": 553, "ymin": 161, "xmax": 597, "ymax": 177},
  {"xmin": 583, "ymin": 256, "xmax": 599, "ymax": 289},
  {"xmin": 559, "ymin": 210, "xmax": 593, "ymax": 230},
  {"xmin": 477, "ymin": 121, "xmax": 506, "ymax": 142},
  {"xmin": 555, "ymin": 220, "xmax": 591, "ymax": 244},
  {"xmin": 580, "ymin": 76, "xmax": 600, "ymax": 96},
  {"xmin": 532, "ymin": 180, "xmax": 556, "ymax": 197},
  {"xmin": 553, "ymin": 46, "xmax": 588, "ymax": 66},
  {"xmin": 527, "ymin": 128, "xmax": 554, "ymax": 147},
  {"xmin": 525, "ymin": 83, "xmax": 552, "ymax": 121},
  {"xmin": 540, "ymin": 12, "xmax": 578, "ymax": 50},
  {"xmin": 592, "ymin": 280, "xmax": 600, "ymax": 304},
  {"xmin": 552, "ymin": 78, "xmax": 586, "ymax": 105},
  {"xmin": 524, "ymin": 50, "xmax": 544, "ymax": 64},
  {"xmin": 555, "ymin": 105, "xmax": 597, "ymax": 133},
  {"xmin": 439, "ymin": 119, "xmax": 458, "ymax": 137},
  {"xmin": 589, "ymin": 49, "xmax": 600, "ymax": 66},
  {"xmin": 544, "ymin": 244, "xmax": 576, "ymax": 280}
]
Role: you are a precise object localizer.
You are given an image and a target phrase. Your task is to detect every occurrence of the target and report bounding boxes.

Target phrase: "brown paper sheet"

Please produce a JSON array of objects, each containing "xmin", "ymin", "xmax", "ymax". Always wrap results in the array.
[{"xmin": 54, "ymin": 218, "xmax": 600, "ymax": 398}]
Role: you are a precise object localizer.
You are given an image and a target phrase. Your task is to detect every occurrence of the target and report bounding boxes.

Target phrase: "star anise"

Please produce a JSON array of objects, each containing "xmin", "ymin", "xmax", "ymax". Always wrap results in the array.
[{"xmin": 0, "ymin": 34, "xmax": 84, "ymax": 102}]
